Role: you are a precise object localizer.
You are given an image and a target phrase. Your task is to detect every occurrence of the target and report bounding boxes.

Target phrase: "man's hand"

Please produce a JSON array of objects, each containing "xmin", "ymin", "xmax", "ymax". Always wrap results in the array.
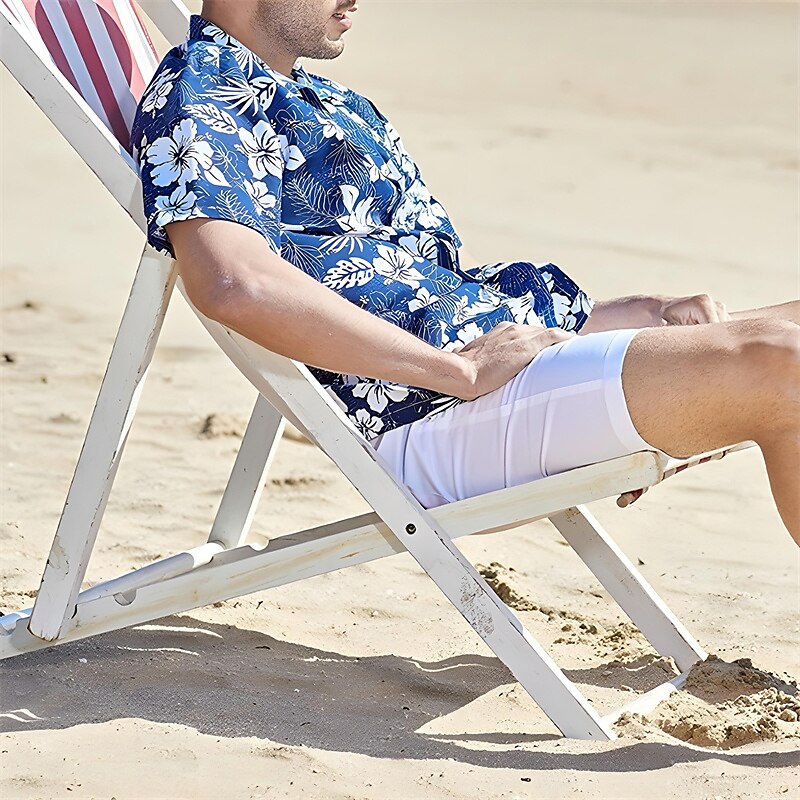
[
  {"xmin": 659, "ymin": 294, "xmax": 730, "ymax": 325},
  {"xmin": 451, "ymin": 322, "xmax": 574, "ymax": 401},
  {"xmin": 580, "ymin": 293, "xmax": 730, "ymax": 334},
  {"xmin": 164, "ymin": 217, "xmax": 511, "ymax": 400}
]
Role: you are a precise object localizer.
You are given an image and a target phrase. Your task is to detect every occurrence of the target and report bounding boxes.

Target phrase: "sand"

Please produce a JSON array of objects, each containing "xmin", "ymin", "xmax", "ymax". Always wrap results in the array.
[{"xmin": 1, "ymin": 1, "xmax": 799, "ymax": 798}]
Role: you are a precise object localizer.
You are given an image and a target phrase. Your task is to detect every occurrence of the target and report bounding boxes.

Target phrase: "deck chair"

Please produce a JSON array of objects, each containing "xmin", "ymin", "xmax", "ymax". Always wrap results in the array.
[{"xmin": 0, "ymin": 0, "xmax": 753, "ymax": 740}]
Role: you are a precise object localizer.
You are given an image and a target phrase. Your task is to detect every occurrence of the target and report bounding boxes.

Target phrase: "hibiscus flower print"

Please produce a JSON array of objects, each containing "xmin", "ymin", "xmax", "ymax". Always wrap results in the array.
[
  {"xmin": 353, "ymin": 408, "xmax": 384, "ymax": 438},
  {"xmin": 352, "ymin": 380, "xmax": 410, "ymax": 414},
  {"xmin": 153, "ymin": 186, "xmax": 197, "ymax": 226},
  {"xmin": 505, "ymin": 292, "xmax": 540, "ymax": 326},
  {"xmin": 314, "ymin": 111, "xmax": 345, "ymax": 141},
  {"xmin": 146, "ymin": 118, "xmax": 213, "ymax": 187},
  {"xmin": 133, "ymin": 12, "xmax": 593, "ymax": 443},
  {"xmin": 237, "ymin": 120, "xmax": 283, "ymax": 179},
  {"xmin": 244, "ymin": 180, "xmax": 277, "ymax": 214},
  {"xmin": 452, "ymin": 286, "xmax": 504, "ymax": 325},
  {"xmin": 455, "ymin": 322, "xmax": 485, "ymax": 347},
  {"xmin": 397, "ymin": 231, "xmax": 440, "ymax": 264},
  {"xmin": 372, "ymin": 245, "xmax": 425, "ymax": 287},
  {"xmin": 141, "ymin": 69, "xmax": 178, "ymax": 115},
  {"xmin": 408, "ymin": 286, "xmax": 439, "ymax": 312}
]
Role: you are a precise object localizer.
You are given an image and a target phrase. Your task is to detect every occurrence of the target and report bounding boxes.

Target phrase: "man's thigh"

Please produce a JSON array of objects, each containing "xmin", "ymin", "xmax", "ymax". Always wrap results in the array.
[
  {"xmin": 621, "ymin": 318, "xmax": 794, "ymax": 458},
  {"xmin": 376, "ymin": 328, "xmax": 652, "ymax": 507}
]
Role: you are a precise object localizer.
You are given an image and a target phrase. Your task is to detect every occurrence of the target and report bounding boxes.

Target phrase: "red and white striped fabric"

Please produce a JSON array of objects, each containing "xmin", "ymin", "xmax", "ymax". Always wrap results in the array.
[{"xmin": 4, "ymin": 0, "xmax": 159, "ymax": 150}]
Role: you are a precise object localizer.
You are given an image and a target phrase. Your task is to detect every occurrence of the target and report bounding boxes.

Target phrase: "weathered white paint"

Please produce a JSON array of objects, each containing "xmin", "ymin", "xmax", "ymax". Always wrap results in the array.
[
  {"xmin": 207, "ymin": 395, "xmax": 285, "ymax": 549},
  {"xmin": 27, "ymin": 249, "xmax": 176, "ymax": 641},
  {"xmin": 601, "ymin": 671, "xmax": 690, "ymax": 726}
]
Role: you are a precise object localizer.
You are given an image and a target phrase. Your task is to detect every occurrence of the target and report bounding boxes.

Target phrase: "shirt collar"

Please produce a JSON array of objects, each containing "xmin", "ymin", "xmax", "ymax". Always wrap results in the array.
[{"xmin": 187, "ymin": 13, "xmax": 313, "ymax": 89}]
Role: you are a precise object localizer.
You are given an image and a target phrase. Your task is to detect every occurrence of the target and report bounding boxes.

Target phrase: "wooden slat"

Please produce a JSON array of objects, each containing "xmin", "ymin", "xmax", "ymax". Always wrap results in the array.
[
  {"xmin": 207, "ymin": 395, "xmax": 285, "ymax": 549},
  {"xmin": 135, "ymin": 0, "xmax": 189, "ymax": 48},
  {"xmin": 549, "ymin": 507, "xmax": 706, "ymax": 672},
  {"xmin": 27, "ymin": 249, "xmax": 176, "ymax": 641}
]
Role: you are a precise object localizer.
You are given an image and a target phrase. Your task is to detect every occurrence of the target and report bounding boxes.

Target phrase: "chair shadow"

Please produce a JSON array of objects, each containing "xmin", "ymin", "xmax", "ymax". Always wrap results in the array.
[{"xmin": 1, "ymin": 616, "xmax": 797, "ymax": 772}]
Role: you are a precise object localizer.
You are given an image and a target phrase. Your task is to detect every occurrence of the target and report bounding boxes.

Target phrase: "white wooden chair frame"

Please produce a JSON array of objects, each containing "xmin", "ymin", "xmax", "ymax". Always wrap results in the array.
[{"xmin": 0, "ymin": 0, "xmax": 752, "ymax": 740}]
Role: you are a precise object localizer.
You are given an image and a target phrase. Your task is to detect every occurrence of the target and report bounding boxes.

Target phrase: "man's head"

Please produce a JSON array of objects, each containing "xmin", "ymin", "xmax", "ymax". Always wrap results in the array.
[{"xmin": 201, "ymin": 0, "xmax": 358, "ymax": 75}]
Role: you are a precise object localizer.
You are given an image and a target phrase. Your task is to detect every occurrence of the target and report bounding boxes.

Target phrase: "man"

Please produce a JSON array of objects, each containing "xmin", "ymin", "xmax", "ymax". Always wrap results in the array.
[{"xmin": 131, "ymin": 0, "xmax": 799, "ymax": 542}]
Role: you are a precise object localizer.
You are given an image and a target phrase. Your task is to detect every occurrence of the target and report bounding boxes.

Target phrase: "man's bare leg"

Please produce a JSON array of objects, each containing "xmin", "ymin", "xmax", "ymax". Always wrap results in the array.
[
  {"xmin": 621, "ymin": 318, "xmax": 800, "ymax": 543},
  {"xmin": 731, "ymin": 299, "xmax": 800, "ymax": 325}
]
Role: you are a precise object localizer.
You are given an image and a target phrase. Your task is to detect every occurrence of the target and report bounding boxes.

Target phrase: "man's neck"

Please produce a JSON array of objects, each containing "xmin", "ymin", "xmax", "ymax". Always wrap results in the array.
[{"xmin": 200, "ymin": 8, "xmax": 297, "ymax": 77}]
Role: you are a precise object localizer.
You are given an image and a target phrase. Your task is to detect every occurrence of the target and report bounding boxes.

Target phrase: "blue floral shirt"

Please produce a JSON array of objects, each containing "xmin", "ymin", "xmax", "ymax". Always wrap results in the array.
[{"xmin": 131, "ymin": 14, "xmax": 593, "ymax": 441}]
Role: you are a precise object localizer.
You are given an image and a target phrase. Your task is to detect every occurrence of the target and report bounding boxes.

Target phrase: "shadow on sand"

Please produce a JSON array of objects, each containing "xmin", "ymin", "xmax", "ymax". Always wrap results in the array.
[{"xmin": 1, "ymin": 616, "xmax": 797, "ymax": 771}]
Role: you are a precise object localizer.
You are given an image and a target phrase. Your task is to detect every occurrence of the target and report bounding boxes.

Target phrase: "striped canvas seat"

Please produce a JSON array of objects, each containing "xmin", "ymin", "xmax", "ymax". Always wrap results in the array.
[{"xmin": 2, "ymin": 0, "xmax": 158, "ymax": 150}]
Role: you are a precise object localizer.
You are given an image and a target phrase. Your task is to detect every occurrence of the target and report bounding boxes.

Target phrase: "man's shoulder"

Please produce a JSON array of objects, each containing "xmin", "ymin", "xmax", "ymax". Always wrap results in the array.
[
  {"xmin": 143, "ymin": 37, "xmax": 248, "ymax": 102},
  {"xmin": 130, "ymin": 39, "xmax": 254, "ymax": 158}
]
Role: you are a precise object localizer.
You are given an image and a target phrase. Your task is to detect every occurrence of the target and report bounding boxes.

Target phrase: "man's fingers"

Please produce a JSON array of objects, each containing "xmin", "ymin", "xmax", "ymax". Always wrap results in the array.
[
  {"xmin": 693, "ymin": 294, "xmax": 719, "ymax": 323},
  {"xmin": 715, "ymin": 300, "xmax": 730, "ymax": 321}
]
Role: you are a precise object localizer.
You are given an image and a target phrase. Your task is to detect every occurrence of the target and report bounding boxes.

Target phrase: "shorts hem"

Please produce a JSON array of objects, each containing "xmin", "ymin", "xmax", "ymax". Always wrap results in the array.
[{"xmin": 602, "ymin": 328, "xmax": 664, "ymax": 457}]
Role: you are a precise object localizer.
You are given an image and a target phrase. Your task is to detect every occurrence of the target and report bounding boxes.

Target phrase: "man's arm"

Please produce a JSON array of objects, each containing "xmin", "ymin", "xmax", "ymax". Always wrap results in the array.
[
  {"xmin": 168, "ymin": 218, "xmax": 571, "ymax": 401},
  {"xmin": 579, "ymin": 294, "xmax": 730, "ymax": 333}
]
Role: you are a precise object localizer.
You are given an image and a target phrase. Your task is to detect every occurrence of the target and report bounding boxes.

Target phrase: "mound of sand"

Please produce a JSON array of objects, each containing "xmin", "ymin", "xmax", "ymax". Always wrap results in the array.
[
  {"xmin": 478, "ymin": 562, "xmax": 800, "ymax": 750},
  {"xmin": 617, "ymin": 655, "xmax": 800, "ymax": 749}
]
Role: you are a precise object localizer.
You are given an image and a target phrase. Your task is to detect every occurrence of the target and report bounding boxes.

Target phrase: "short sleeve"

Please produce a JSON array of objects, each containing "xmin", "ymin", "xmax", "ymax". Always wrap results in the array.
[{"xmin": 131, "ymin": 58, "xmax": 284, "ymax": 259}]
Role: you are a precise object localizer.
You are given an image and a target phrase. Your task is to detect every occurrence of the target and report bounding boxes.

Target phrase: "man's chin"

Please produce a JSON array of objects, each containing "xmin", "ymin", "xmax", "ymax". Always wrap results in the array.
[{"xmin": 306, "ymin": 39, "xmax": 345, "ymax": 60}]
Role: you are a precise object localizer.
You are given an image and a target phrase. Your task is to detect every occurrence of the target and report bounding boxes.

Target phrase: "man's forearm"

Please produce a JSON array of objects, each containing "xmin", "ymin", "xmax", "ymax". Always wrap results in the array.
[
  {"xmin": 579, "ymin": 295, "xmax": 664, "ymax": 334},
  {"xmin": 197, "ymin": 250, "xmax": 474, "ymax": 396}
]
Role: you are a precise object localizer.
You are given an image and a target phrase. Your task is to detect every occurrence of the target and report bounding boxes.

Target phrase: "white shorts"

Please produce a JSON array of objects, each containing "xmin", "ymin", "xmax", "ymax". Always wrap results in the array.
[{"xmin": 370, "ymin": 327, "xmax": 656, "ymax": 509}]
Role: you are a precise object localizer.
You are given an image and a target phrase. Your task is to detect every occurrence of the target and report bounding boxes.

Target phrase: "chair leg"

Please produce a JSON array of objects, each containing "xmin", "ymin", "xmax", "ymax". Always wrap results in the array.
[
  {"xmin": 207, "ymin": 393, "xmax": 285, "ymax": 549},
  {"xmin": 205, "ymin": 332, "xmax": 617, "ymax": 739},
  {"xmin": 28, "ymin": 248, "xmax": 176, "ymax": 642},
  {"xmin": 548, "ymin": 506, "xmax": 706, "ymax": 672}
]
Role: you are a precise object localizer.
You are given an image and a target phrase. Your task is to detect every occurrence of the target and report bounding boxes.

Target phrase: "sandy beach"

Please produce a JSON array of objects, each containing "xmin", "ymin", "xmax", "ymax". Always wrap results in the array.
[{"xmin": 1, "ymin": 1, "xmax": 798, "ymax": 798}]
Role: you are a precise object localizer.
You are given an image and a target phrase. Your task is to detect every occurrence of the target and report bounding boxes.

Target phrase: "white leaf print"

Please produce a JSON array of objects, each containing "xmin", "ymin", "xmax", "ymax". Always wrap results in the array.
[
  {"xmin": 322, "ymin": 258, "xmax": 374, "ymax": 291},
  {"xmin": 551, "ymin": 291, "xmax": 572, "ymax": 322},
  {"xmin": 251, "ymin": 77, "xmax": 277, "ymax": 112},
  {"xmin": 208, "ymin": 75, "xmax": 267, "ymax": 115},
  {"xmin": 185, "ymin": 103, "xmax": 238, "ymax": 134},
  {"xmin": 505, "ymin": 293, "xmax": 539, "ymax": 326},
  {"xmin": 340, "ymin": 185, "xmax": 359, "ymax": 211},
  {"xmin": 337, "ymin": 184, "xmax": 378, "ymax": 234},
  {"xmin": 205, "ymin": 164, "xmax": 230, "ymax": 187}
]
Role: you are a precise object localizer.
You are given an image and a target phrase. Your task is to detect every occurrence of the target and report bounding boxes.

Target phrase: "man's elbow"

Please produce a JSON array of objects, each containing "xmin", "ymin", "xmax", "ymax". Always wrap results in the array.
[
  {"xmin": 166, "ymin": 218, "xmax": 253, "ymax": 325},
  {"xmin": 180, "ymin": 266, "xmax": 249, "ymax": 326}
]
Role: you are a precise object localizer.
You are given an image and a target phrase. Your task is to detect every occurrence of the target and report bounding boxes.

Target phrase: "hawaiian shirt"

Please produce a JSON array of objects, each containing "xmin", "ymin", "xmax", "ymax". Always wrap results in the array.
[{"xmin": 130, "ymin": 14, "xmax": 594, "ymax": 442}]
